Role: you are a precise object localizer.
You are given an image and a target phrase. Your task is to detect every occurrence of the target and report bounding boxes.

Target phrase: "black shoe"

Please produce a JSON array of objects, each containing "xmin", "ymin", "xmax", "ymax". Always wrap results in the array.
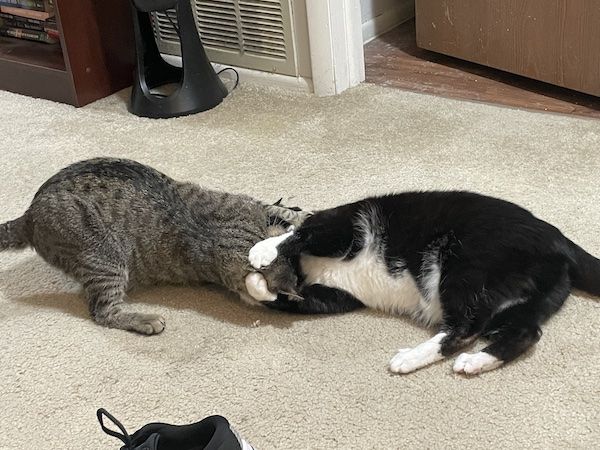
[{"xmin": 97, "ymin": 408, "xmax": 254, "ymax": 450}]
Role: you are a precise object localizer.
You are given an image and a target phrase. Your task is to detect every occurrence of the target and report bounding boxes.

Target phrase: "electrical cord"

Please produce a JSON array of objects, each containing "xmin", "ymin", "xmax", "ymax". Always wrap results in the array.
[
  {"xmin": 166, "ymin": 9, "xmax": 180, "ymax": 37},
  {"xmin": 218, "ymin": 67, "xmax": 240, "ymax": 91}
]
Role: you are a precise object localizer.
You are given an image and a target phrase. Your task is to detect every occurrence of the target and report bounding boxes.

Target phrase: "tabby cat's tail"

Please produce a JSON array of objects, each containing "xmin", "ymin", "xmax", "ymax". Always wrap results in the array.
[
  {"xmin": 568, "ymin": 239, "xmax": 600, "ymax": 297},
  {"xmin": 0, "ymin": 216, "xmax": 30, "ymax": 251}
]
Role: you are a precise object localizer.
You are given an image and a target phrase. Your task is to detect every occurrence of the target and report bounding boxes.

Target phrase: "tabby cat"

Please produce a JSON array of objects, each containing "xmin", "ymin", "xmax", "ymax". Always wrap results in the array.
[
  {"xmin": 248, "ymin": 191, "xmax": 600, "ymax": 375},
  {"xmin": 0, "ymin": 158, "xmax": 306, "ymax": 334}
]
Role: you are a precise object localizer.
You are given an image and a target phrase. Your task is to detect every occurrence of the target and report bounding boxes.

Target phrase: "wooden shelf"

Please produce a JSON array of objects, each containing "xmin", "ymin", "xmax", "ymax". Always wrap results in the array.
[
  {"xmin": 0, "ymin": 36, "xmax": 66, "ymax": 71},
  {"xmin": 0, "ymin": 0, "xmax": 135, "ymax": 107},
  {"xmin": 0, "ymin": 35, "xmax": 73, "ymax": 104}
]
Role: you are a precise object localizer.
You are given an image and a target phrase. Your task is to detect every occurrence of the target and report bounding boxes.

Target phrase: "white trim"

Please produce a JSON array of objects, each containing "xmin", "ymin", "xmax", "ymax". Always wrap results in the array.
[
  {"xmin": 305, "ymin": 0, "xmax": 336, "ymax": 96},
  {"xmin": 213, "ymin": 64, "xmax": 312, "ymax": 93},
  {"xmin": 305, "ymin": 0, "xmax": 365, "ymax": 96},
  {"xmin": 362, "ymin": 2, "xmax": 416, "ymax": 44},
  {"xmin": 161, "ymin": 55, "xmax": 312, "ymax": 93},
  {"xmin": 346, "ymin": 0, "xmax": 366, "ymax": 86}
]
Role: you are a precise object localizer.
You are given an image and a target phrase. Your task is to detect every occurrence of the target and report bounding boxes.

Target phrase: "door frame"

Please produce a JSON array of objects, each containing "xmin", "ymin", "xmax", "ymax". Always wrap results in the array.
[{"xmin": 305, "ymin": 0, "xmax": 365, "ymax": 96}]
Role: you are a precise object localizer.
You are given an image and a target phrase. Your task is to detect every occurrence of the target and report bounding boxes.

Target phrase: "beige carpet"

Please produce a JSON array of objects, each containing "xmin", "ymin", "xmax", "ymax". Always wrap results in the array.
[{"xmin": 0, "ymin": 83, "xmax": 599, "ymax": 450}]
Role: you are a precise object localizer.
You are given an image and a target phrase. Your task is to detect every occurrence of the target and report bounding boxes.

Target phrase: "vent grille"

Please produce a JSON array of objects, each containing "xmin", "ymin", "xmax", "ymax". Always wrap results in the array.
[
  {"xmin": 238, "ymin": 0, "xmax": 286, "ymax": 58},
  {"xmin": 195, "ymin": 0, "xmax": 239, "ymax": 52},
  {"xmin": 152, "ymin": 0, "xmax": 296, "ymax": 75}
]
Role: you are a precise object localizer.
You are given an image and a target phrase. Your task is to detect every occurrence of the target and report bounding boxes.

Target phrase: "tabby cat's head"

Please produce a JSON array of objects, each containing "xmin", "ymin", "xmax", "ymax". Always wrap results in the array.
[{"xmin": 259, "ymin": 255, "xmax": 299, "ymax": 299}]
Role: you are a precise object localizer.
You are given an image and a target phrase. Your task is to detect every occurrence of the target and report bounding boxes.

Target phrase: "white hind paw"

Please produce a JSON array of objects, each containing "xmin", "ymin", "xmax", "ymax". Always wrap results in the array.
[{"xmin": 453, "ymin": 352, "xmax": 503, "ymax": 375}]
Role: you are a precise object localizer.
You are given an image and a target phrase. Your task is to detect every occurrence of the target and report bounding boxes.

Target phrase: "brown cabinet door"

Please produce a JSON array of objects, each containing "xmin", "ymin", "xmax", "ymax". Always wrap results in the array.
[{"xmin": 415, "ymin": 0, "xmax": 600, "ymax": 96}]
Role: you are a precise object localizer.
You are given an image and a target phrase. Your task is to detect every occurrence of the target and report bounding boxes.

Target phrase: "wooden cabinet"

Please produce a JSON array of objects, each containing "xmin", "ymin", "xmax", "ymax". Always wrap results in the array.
[
  {"xmin": 415, "ymin": 0, "xmax": 600, "ymax": 97},
  {"xmin": 0, "ymin": 0, "xmax": 135, "ymax": 106}
]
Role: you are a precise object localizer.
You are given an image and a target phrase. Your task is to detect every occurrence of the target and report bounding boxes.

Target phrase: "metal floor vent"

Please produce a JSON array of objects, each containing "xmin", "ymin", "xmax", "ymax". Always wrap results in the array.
[{"xmin": 152, "ymin": 0, "xmax": 297, "ymax": 76}]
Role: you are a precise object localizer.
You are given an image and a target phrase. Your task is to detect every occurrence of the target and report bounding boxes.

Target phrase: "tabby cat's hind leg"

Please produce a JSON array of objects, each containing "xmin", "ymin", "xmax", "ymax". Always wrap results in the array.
[
  {"xmin": 79, "ymin": 261, "xmax": 165, "ymax": 335},
  {"xmin": 30, "ymin": 194, "xmax": 166, "ymax": 335}
]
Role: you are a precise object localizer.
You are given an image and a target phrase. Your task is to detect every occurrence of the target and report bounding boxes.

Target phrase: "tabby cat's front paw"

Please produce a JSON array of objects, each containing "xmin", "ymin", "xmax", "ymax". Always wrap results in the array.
[
  {"xmin": 123, "ymin": 313, "xmax": 166, "ymax": 335},
  {"xmin": 107, "ymin": 311, "xmax": 166, "ymax": 335}
]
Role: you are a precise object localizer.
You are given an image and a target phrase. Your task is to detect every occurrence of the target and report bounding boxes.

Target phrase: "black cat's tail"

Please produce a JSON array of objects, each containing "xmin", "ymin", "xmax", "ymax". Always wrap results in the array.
[
  {"xmin": 0, "ymin": 216, "xmax": 30, "ymax": 251},
  {"xmin": 567, "ymin": 239, "xmax": 600, "ymax": 296}
]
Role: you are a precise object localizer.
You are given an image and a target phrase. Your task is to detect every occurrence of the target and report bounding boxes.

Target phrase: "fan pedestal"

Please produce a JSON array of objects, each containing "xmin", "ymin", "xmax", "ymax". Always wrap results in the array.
[{"xmin": 129, "ymin": 0, "xmax": 228, "ymax": 119}]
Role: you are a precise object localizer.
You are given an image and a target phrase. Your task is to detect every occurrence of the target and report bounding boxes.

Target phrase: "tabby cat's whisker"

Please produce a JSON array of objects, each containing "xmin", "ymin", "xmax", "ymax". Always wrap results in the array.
[{"xmin": 280, "ymin": 291, "xmax": 304, "ymax": 301}]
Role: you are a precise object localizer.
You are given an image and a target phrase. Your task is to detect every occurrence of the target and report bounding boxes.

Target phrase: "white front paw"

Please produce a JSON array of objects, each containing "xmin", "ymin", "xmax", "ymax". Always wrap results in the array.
[
  {"xmin": 389, "ymin": 348, "xmax": 421, "ymax": 374},
  {"xmin": 245, "ymin": 272, "xmax": 277, "ymax": 301},
  {"xmin": 249, "ymin": 240, "xmax": 279, "ymax": 269}
]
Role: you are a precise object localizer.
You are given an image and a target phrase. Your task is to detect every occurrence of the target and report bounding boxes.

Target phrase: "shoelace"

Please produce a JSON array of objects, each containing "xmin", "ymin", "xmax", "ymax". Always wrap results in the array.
[{"xmin": 97, "ymin": 408, "xmax": 133, "ymax": 449}]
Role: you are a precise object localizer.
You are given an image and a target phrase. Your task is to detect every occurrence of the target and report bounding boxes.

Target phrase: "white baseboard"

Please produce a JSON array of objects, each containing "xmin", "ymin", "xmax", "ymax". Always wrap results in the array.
[
  {"xmin": 362, "ymin": 3, "xmax": 415, "ymax": 44},
  {"xmin": 161, "ymin": 54, "xmax": 313, "ymax": 94}
]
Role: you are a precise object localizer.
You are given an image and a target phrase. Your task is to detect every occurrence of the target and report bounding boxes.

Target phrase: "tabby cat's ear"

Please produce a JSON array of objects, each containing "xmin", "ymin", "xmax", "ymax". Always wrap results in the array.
[{"xmin": 272, "ymin": 198, "xmax": 303, "ymax": 211}]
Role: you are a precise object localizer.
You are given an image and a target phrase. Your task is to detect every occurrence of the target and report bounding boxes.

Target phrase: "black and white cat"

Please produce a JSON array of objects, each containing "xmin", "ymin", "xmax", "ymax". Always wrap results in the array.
[{"xmin": 247, "ymin": 191, "xmax": 600, "ymax": 375}]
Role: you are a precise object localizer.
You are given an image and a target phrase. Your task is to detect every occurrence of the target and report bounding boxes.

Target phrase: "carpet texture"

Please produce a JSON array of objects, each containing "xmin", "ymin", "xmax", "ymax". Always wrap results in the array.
[{"xmin": 0, "ymin": 84, "xmax": 599, "ymax": 449}]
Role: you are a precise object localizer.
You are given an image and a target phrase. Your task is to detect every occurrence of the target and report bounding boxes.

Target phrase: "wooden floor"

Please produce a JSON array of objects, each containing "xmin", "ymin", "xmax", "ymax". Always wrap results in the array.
[{"xmin": 364, "ymin": 20, "xmax": 600, "ymax": 119}]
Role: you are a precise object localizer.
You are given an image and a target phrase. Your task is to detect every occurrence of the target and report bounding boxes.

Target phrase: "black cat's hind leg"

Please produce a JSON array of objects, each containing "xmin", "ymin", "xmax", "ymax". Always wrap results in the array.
[
  {"xmin": 265, "ymin": 284, "xmax": 364, "ymax": 314},
  {"xmin": 453, "ymin": 266, "xmax": 571, "ymax": 375},
  {"xmin": 389, "ymin": 319, "xmax": 481, "ymax": 374},
  {"xmin": 390, "ymin": 279, "xmax": 486, "ymax": 374},
  {"xmin": 452, "ymin": 302, "xmax": 545, "ymax": 375}
]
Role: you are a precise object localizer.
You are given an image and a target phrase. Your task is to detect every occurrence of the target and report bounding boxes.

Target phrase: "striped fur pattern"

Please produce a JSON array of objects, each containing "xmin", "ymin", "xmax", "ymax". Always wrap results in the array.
[{"xmin": 0, "ymin": 158, "xmax": 304, "ymax": 334}]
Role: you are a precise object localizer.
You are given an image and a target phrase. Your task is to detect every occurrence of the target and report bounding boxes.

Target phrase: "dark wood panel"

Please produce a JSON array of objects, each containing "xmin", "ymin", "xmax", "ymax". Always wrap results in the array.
[
  {"xmin": 0, "ymin": 0, "xmax": 134, "ymax": 106},
  {"xmin": 365, "ymin": 21, "xmax": 600, "ymax": 119},
  {"xmin": 415, "ymin": 0, "xmax": 600, "ymax": 97},
  {"xmin": 0, "ymin": 37, "xmax": 66, "ymax": 71},
  {"xmin": 0, "ymin": 57, "xmax": 74, "ymax": 103},
  {"xmin": 57, "ymin": 0, "xmax": 135, "ymax": 107}
]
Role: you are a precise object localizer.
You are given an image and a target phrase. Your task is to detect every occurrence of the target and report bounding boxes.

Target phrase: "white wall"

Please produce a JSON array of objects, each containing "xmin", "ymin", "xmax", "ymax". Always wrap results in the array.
[
  {"xmin": 361, "ymin": 0, "xmax": 398, "ymax": 22},
  {"xmin": 360, "ymin": 0, "xmax": 415, "ymax": 43}
]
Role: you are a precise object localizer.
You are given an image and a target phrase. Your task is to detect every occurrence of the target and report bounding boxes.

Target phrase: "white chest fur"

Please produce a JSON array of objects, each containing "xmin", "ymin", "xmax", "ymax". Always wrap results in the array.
[{"xmin": 300, "ymin": 248, "xmax": 443, "ymax": 326}]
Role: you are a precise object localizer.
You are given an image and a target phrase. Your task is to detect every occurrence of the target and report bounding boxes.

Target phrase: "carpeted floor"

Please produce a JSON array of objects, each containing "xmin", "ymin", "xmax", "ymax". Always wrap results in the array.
[{"xmin": 0, "ymin": 83, "xmax": 599, "ymax": 449}]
